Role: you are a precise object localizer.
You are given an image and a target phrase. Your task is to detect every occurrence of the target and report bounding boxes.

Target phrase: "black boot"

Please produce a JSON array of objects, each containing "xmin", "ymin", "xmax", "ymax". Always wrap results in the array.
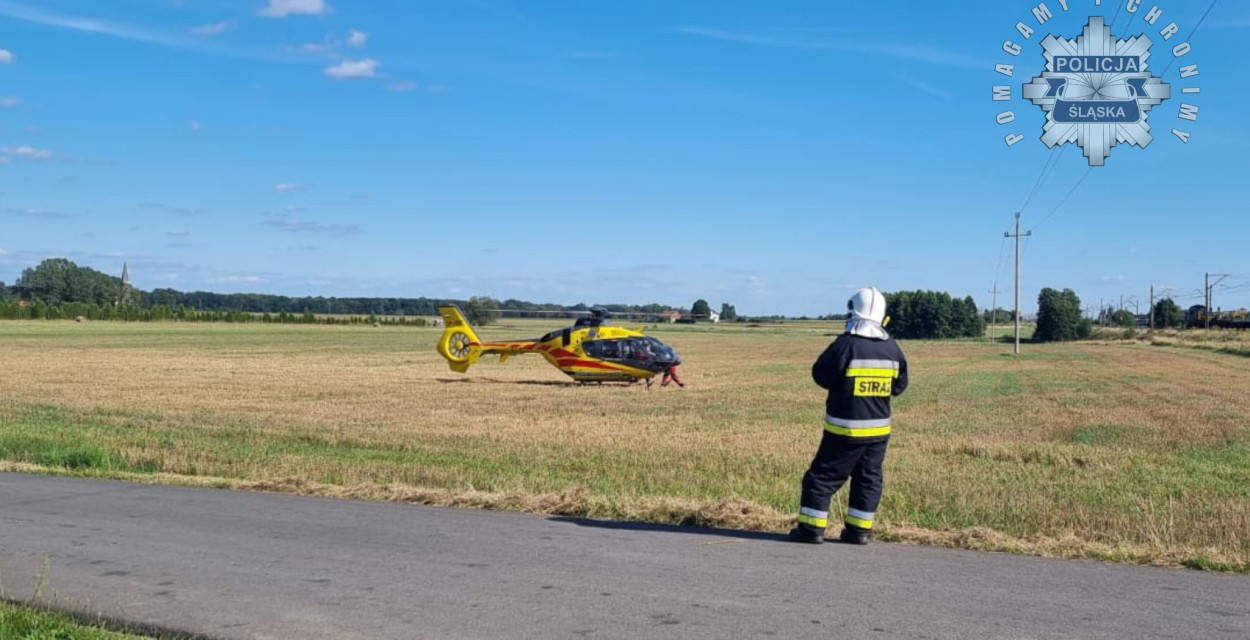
[
  {"xmin": 787, "ymin": 527, "xmax": 825, "ymax": 544},
  {"xmin": 838, "ymin": 527, "xmax": 871, "ymax": 545}
]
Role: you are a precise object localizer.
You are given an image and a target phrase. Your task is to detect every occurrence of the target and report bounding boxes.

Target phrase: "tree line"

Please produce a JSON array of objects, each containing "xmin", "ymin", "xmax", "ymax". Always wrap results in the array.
[
  {"xmin": 2, "ymin": 258, "xmax": 689, "ymax": 322},
  {"xmin": 6, "ymin": 258, "xmax": 1194, "ymax": 336},
  {"xmin": 0, "ymin": 300, "xmax": 427, "ymax": 326}
]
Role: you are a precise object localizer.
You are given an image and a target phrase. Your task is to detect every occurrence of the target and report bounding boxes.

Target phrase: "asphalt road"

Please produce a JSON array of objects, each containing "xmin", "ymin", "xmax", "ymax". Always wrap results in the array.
[{"xmin": 1, "ymin": 472, "xmax": 1247, "ymax": 640}]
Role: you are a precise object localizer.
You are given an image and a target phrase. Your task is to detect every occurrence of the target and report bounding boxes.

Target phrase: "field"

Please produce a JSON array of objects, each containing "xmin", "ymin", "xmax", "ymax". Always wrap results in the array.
[{"xmin": 1, "ymin": 320, "xmax": 1248, "ymax": 571}]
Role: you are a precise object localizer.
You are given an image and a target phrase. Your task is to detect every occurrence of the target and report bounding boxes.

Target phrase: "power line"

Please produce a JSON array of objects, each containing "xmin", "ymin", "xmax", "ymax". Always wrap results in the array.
[
  {"xmin": 993, "ymin": 235, "xmax": 1009, "ymax": 287},
  {"xmin": 1030, "ymin": 167, "xmax": 1094, "ymax": 232},
  {"xmin": 1160, "ymin": 0, "xmax": 1220, "ymax": 78},
  {"xmin": 1019, "ymin": 147, "xmax": 1065, "ymax": 213},
  {"xmin": 1109, "ymin": 1, "xmax": 1126, "ymax": 33}
]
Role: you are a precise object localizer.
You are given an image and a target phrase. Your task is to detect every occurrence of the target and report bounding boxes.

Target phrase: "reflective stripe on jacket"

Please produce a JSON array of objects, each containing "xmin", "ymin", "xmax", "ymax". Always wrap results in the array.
[{"xmin": 812, "ymin": 333, "xmax": 908, "ymax": 439}]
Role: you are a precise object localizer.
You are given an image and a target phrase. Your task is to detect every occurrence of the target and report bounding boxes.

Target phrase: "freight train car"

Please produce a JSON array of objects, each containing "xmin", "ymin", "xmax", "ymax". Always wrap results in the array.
[{"xmin": 1187, "ymin": 305, "xmax": 1250, "ymax": 329}]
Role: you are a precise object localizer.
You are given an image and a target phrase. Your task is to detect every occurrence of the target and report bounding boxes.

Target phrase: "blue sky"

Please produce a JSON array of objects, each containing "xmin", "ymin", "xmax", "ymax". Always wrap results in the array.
[{"xmin": 1, "ymin": 0, "xmax": 1246, "ymax": 316}]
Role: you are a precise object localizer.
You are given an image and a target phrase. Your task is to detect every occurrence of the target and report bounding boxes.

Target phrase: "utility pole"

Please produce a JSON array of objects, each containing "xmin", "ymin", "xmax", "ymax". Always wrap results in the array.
[
  {"xmin": 988, "ymin": 285, "xmax": 1001, "ymax": 343},
  {"xmin": 1005, "ymin": 212, "xmax": 1032, "ymax": 355},
  {"xmin": 1205, "ymin": 273, "xmax": 1231, "ymax": 329},
  {"xmin": 1149, "ymin": 285, "xmax": 1154, "ymax": 330}
]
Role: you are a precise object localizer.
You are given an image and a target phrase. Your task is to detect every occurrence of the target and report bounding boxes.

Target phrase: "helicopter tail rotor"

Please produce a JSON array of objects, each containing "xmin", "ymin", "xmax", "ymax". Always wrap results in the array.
[{"xmin": 436, "ymin": 305, "xmax": 483, "ymax": 373}]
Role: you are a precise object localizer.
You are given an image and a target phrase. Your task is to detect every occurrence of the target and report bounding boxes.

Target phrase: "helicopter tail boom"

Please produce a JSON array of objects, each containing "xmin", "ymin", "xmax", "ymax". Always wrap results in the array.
[{"xmin": 436, "ymin": 306, "xmax": 485, "ymax": 373}]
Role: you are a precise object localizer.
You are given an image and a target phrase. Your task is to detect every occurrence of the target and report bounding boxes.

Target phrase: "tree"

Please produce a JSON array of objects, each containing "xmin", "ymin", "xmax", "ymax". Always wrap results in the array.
[
  {"xmin": 883, "ymin": 290, "xmax": 983, "ymax": 339},
  {"xmin": 958, "ymin": 296, "xmax": 985, "ymax": 338},
  {"xmin": 1034, "ymin": 287, "xmax": 1089, "ymax": 342},
  {"xmin": 719, "ymin": 303, "xmax": 737, "ymax": 322},
  {"xmin": 691, "ymin": 299, "xmax": 712, "ymax": 321},
  {"xmin": 984, "ymin": 308, "xmax": 1014, "ymax": 324},
  {"xmin": 1108, "ymin": 309, "xmax": 1136, "ymax": 327},
  {"xmin": 1152, "ymin": 298, "xmax": 1185, "ymax": 328},
  {"xmin": 15, "ymin": 258, "xmax": 122, "ymax": 306},
  {"xmin": 464, "ymin": 296, "xmax": 501, "ymax": 325}
]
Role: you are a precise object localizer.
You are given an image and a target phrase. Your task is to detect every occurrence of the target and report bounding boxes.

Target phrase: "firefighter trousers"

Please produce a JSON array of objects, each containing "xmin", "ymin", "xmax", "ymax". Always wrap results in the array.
[{"xmin": 796, "ymin": 432, "xmax": 889, "ymax": 535}]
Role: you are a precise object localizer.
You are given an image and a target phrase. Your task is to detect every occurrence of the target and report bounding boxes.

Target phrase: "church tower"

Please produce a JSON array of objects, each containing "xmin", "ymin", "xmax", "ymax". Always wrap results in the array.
[{"xmin": 118, "ymin": 262, "xmax": 133, "ymax": 306}]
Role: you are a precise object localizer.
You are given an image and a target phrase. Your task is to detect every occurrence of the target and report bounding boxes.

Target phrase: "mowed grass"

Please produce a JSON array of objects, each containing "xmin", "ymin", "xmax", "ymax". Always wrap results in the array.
[{"xmin": 1, "ymin": 320, "xmax": 1248, "ymax": 571}]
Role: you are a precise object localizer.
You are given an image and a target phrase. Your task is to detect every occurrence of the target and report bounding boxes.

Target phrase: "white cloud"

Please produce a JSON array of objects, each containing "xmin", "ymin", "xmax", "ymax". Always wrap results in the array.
[
  {"xmin": 0, "ymin": 157, "xmax": 10, "ymax": 165},
  {"xmin": 211, "ymin": 274, "xmax": 265, "ymax": 283},
  {"xmin": 0, "ymin": 247, "xmax": 6, "ymax": 255},
  {"xmin": 1, "ymin": 145, "xmax": 54, "ymax": 160},
  {"xmin": 284, "ymin": 204, "xmax": 304, "ymax": 213},
  {"xmin": 141, "ymin": 202, "xmax": 206, "ymax": 216},
  {"xmin": 292, "ymin": 30, "xmax": 368, "ymax": 58},
  {"xmin": 292, "ymin": 41, "xmax": 332, "ymax": 55},
  {"xmin": 324, "ymin": 58, "xmax": 379, "ymax": 79},
  {"xmin": 677, "ymin": 26, "xmax": 989, "ymax": 70},
  {"xmin": 0, "ymin": 5, "xmax": 187, "ymax": 50},
  {"xmin": 265, "ymin": 216, "xmax": 359, "ymax": 236},
  {"xmin": 0, "ymin": 49, "xmax": 13, "ymax": 64},
  {"xmin": 899, "ymin": 75, "xmax": 952, "ymax": 102},
  {"xmin": 190, "ymin": 21, "xmax": 231, "ymax": 36},
  {"xmin": 189, "ymin": 120, "xmax": 203, "ymax": 131},
  {"xmin": 274, "ymin": 182, "xmax": 306, "ymax": 192},
  {"xmin": 388, "ymin": 81, "xmax": 417, "ymax": 92},
  {"xmin": 3, "ymin": 207, "xmax": 67, "ymax": 219},
  {"xmin": 0, "ymin": 97, "xmax": 19, "ymax": 107},
  {"xmin": 259, "ymin": 0, "xmax": 331, "ymax": 18},
  {"xmin": 0, "ymin": 2, "xmax": 293, "ymax": 63}
]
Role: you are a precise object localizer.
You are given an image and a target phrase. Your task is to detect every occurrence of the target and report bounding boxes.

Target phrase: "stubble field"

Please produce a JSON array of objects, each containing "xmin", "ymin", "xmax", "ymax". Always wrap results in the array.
[{"xmin": 1, "ymin": 320, "xmax": 1247, "ymax": 571}]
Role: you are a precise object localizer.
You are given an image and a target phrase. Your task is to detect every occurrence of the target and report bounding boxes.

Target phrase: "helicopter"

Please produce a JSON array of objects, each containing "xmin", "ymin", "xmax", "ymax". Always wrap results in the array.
[{"xmin": 436, "ymin": 305, "xmax": 684, "ymax": 386}]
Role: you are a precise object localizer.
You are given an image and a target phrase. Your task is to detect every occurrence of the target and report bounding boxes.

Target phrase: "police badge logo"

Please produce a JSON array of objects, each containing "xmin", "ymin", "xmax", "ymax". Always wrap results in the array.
[
  {"xmin": 1023, "ymin": 17, "xmax": 1169, "ymax": 166},
  {"xmin": 993, "ymin": 2, "xmax": 1203, "ymax": 167}
]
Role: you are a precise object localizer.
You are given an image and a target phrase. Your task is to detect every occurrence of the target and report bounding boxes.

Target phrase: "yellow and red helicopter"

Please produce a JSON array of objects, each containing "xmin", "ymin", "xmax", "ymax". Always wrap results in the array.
[{"xmin": 436, "ymin": 305, "xmax": 684, "ymax": 386}]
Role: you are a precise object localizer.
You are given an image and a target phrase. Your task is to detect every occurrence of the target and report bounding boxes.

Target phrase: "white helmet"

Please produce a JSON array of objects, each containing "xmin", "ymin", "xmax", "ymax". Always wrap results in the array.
[{"xmin": 848, "ymin": 287, "xmax": 887, "ymax": 325}]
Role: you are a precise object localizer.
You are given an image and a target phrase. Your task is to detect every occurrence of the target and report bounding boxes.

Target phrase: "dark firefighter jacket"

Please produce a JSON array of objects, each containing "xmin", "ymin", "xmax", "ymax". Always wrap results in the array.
[{"xmin": 811, "ymin": 332, "xmax": 909, "ymax": 439}]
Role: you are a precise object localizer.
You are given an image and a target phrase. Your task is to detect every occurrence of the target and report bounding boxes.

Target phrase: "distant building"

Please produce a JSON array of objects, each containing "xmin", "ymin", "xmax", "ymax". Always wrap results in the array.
[
  {"xmin": 118, "ymin": 262, "xmax": 133, "ymax": 306},
  {"xmin": 708, "ymin": 310, "xmax": 720, "ymax": 324}
]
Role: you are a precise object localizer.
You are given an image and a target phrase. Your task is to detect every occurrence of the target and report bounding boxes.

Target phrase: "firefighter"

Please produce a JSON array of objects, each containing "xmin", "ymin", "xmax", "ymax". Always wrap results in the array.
[{"xmin": 788, "ymin": 287, "xmax": 908, "ymax": 545}]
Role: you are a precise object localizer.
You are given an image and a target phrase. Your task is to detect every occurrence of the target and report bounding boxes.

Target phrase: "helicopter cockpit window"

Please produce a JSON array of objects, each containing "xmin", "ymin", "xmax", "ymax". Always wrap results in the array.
[
  {"xmin": 584, "ymin": 337, "xmax": 675, "ymax": 363},
  {"xmin": 622, "ymin": 338, "xmax": 652, "ymax": 361},
  {"xmin": 584, "ymin": 339, "xmax": 621, "ymax": 359},
  {"xmin": 641, "ymin": 336, "xmax": 677, "ymax": 361}
]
